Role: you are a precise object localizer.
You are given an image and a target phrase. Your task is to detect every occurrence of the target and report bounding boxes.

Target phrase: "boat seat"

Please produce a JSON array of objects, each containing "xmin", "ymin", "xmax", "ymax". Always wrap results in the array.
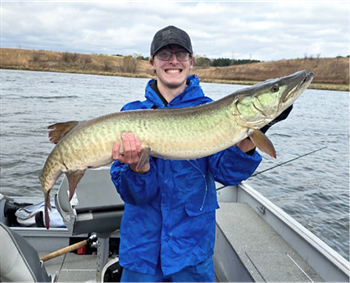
[
  {"xmin": 0, "ymin": 222, "xmax": 53, "ymax": 282},
  {"xmin": 55, "ymin": 167, "xmax": 124, "ymax": 235}
]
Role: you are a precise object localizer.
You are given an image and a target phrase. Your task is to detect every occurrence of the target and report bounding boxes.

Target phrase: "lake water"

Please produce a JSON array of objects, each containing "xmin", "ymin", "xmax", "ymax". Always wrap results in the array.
[{"xmin": 1, "ymin": 69, "xmax": 349, "ymax": 260}]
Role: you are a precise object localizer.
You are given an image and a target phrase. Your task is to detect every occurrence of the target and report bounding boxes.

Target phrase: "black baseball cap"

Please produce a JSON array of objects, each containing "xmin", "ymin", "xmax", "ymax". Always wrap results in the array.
[{"xmin": 150, "ymin": 25, "xmax": 193, "ymax": 56}]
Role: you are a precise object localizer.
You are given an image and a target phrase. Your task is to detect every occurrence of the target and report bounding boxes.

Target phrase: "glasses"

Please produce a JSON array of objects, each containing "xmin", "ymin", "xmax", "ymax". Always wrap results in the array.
[{"xmin": 156, "ymin": 51, "xmax": 190, "ymax": 62}]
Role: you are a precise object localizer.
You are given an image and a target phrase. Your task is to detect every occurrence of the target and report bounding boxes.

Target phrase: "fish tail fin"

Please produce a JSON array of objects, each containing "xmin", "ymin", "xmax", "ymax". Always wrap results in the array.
[
  {"xmin": 248, "ymin": 129, "xmax": 277, "ymax": 158},
  {"xmin": 44, "ymin": 191, "xmax": 51, "ymax": 229}
]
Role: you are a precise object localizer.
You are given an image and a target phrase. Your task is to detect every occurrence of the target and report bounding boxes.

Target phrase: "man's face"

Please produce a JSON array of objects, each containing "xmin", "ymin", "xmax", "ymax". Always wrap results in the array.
[{"xmin": 149, "ymin": 44, "xmax": 193, "ymax": 91}]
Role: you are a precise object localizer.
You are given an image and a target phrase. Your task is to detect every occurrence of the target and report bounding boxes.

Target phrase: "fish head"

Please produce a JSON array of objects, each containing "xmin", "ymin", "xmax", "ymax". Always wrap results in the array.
[{"xmin": 235, "ymin": 70, "xmax": 314, "ymax": 128}]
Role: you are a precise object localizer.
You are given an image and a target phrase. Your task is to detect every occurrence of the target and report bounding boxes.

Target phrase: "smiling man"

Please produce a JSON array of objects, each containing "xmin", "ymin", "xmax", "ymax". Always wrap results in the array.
[
  {"xmin": 149, "ymin": 27, "xmax": 194, "ymax": 101},
  {"xmin": 110, "ymin": 26, "xmax": 265, "ymax": 282}
]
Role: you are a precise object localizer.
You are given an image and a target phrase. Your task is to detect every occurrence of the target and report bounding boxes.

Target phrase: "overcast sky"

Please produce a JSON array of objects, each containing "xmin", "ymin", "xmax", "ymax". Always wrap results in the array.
[{"xmin": 1, "ymin": 1, "xmax": 349, "ymax": 61}]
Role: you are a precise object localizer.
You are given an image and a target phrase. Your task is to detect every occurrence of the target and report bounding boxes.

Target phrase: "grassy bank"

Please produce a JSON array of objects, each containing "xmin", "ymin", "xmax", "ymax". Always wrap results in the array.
[
  {"xmin": 193, "ymin": 57, "xmax": 349, "ymax": 91},
  {"xmin": 1, "ymin": 48, "xmax": 349, "ymax": 91}
]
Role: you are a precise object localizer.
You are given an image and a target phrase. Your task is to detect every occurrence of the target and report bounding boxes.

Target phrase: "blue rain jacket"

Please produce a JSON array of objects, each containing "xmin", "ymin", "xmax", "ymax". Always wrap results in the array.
[{"xmin": 110, "ymin": 75, "xmax": 262, "ymax": 276}]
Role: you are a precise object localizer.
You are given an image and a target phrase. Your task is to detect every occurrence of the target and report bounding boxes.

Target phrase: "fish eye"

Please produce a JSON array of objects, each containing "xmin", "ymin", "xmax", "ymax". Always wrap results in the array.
[{"xmin": 271, "ymin": 84, "xmax": 279, "ymax": 92}]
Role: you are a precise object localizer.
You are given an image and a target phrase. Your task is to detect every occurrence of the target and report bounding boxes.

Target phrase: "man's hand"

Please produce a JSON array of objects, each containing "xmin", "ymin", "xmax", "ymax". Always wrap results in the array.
[
  {"xmin": 112, "ymin": 132, "xmax": 150, "ymax": 174},
  {"xmin": 237, "ymin": 138, "xmax": 256, "ymax": 153}
]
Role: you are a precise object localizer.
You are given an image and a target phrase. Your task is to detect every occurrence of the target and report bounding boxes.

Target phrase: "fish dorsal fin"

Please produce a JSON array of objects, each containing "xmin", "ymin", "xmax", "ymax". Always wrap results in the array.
[
  {"xmin": 248, "ymin": 129, "xmax": 277, "ymax": 158},
  {"xmin": 65, "ymin": 170, "xmax": 86, "ymax": 201},
  {"xmin": 48, "ymin": 121, "xmax": 80, "ymax": 144}
]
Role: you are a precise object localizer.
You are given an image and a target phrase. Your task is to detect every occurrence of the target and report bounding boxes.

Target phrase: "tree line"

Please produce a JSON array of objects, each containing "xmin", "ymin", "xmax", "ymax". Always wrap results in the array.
[
  {"xmin": 195, "ymin": 56, "xmax": 260, "ymax": 67},
  {"xmin": 125, "ymin": 53, "xmax": 260, "ymax": 67}
]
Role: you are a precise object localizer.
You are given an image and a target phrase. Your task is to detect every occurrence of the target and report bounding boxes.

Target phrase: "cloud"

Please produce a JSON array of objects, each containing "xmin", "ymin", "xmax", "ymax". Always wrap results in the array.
[{"xmin": 2, "ymin": 1, "xmax": 349, "ymax": 61}]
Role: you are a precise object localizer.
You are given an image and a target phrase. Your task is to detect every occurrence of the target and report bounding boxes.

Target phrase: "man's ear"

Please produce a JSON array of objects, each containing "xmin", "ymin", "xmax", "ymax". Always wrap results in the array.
[
  {"xmin": 149, "ymin": 57, "xmax": 155, "ymax": 70},
  {"xmin": 190, "ymin": 58, "xmax": 194, "ymax": 70}
]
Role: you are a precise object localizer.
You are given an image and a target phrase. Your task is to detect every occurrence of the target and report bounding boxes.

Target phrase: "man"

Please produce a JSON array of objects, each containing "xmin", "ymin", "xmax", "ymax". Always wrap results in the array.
[{"xmin": 110, "ymin": 25, "xmax": 291, "ymax": 282}]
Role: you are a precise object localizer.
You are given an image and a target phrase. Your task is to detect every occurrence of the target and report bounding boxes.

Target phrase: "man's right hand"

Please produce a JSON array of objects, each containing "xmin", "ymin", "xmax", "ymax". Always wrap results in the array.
[{"xmin": 112, "ymin": 132, "xmax": 150, "ymax": 174}]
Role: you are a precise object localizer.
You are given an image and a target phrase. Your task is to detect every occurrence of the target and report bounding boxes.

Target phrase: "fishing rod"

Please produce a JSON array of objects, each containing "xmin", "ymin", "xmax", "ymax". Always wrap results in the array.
[
  {"xmin": 251, "ymin": 146, "xmax": 327, "ymax": 177},
  {"xmin": 216, "ymin": 146, "xmax": 327, "ymax": 192}
]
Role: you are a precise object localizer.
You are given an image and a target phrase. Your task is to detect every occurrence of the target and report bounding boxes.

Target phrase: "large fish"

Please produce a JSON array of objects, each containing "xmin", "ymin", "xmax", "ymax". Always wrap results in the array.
[{"xmin": 40, "ymin": 70, "xmax": 314, "ymax": 228}]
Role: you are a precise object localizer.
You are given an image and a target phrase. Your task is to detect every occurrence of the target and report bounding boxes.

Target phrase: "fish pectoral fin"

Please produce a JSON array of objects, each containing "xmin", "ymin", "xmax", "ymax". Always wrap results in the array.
[
  {"xmin": 136, "ymin": 147, "xmax": 151, "ymax": 171},
  {"xmin": 48, "ymin": 121, "xmax": 80, "ymax": 144},
  {"xmin": 65, "ymin": 170, "xmax": 86, "ymax": 201},
  {"xmin": 248, "ymin": 129, "xmax": 277, "ymax": 159}
]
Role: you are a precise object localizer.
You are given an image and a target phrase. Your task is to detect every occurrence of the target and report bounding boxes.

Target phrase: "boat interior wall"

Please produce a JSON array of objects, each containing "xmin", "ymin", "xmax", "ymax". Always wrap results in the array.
[{"xmin": 0, "ymin": 222, "xmax": 53, "ymax": 282}]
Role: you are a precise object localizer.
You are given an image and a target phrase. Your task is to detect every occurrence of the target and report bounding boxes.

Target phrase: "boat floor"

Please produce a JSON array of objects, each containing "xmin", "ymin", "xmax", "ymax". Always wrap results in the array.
[
  {"xmin": 38, "ymin": 252, "xmax": 98, "ymax": 282},
  {"xmin": 214, "ymin": 202, "xmax": 325, "ymax": 282}
]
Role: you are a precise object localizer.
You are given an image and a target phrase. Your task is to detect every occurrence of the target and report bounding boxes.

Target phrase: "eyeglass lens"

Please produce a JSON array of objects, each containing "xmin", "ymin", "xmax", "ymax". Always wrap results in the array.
[{"xmin": 156, "ymin": 51, "xmax": 190, "ymax": 61}]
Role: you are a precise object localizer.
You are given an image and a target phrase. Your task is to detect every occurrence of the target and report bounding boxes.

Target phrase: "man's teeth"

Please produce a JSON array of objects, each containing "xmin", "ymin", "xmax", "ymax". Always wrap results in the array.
[{"xmin": 166, "ymin": 70, "xmax": 180, "ymax": 74}]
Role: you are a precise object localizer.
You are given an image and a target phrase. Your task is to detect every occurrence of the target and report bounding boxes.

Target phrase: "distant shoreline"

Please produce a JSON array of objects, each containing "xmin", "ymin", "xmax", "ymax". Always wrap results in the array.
[
  {"xmin": 2, "ymin": 65, "xmax": 347, "ymax": 92},
  {"xmin": 1, "ymin": 48, "xmax": 349, "ymax": 91}
]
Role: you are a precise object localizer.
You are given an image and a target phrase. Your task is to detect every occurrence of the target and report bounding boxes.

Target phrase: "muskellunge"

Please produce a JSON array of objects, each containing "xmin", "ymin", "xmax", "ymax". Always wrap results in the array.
[{"xmin": 40, "ymin": 70, "xmax": 314, "ymax": 228}]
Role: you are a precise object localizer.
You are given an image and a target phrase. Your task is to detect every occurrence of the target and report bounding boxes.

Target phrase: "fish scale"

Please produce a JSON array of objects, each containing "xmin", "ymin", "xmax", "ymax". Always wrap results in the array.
[{"xmin": 40, "ymin": 70, "xmax": 314, "ymax": 228}]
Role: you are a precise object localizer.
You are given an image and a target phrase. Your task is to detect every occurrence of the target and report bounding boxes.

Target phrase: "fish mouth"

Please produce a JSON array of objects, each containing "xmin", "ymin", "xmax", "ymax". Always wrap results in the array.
[
  {"xmin": 299, "ymin": 71, "xmax": 314, "ymax": 88},
  {"xmin": 283, "ymin": 71, "xmax": 314, "ymax": 103}
]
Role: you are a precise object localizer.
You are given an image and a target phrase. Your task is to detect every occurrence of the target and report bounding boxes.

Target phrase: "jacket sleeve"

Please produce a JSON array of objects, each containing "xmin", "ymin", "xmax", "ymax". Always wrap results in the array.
[
  {"xmin": 110, "ymin": 158, "xmax": 158, "ymax": 205},
  {"xmin": 209, "ymin": 146, "xmax": 262, "ymax": 186}
]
